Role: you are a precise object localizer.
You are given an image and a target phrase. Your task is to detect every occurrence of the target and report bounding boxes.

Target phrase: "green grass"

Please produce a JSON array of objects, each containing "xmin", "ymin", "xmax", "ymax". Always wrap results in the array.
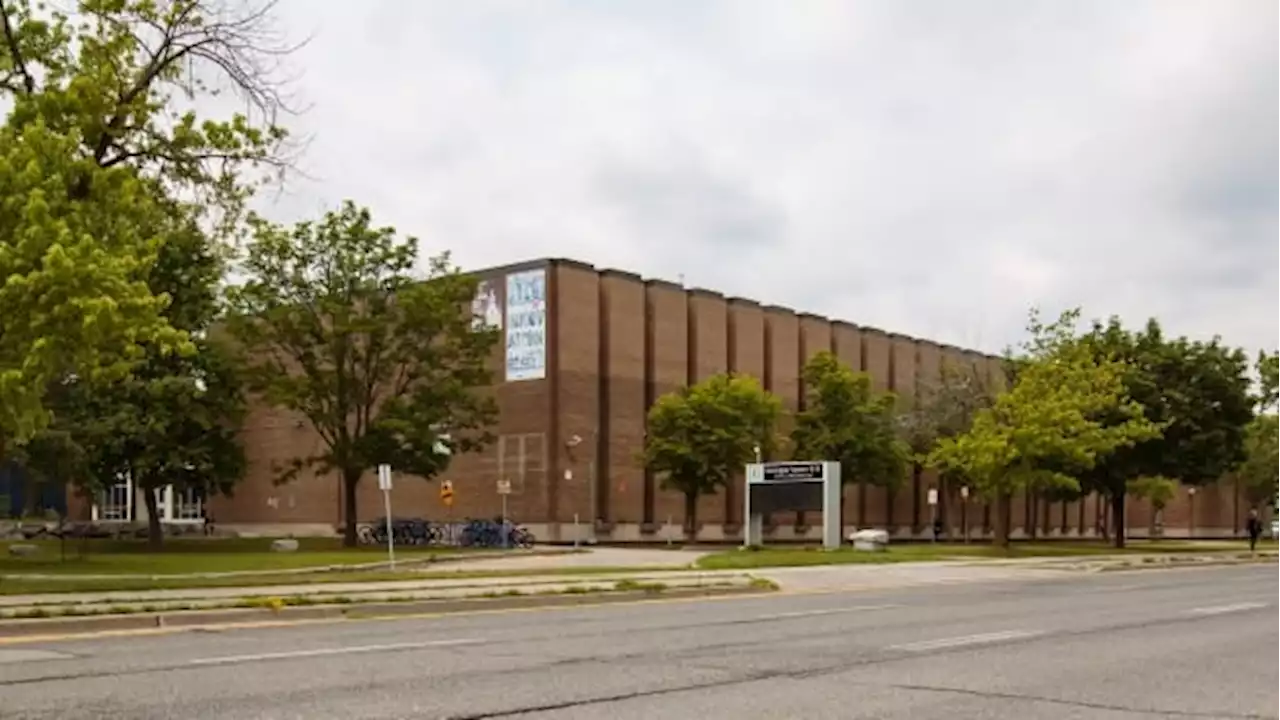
[
  {"xmin": 694, "ymin": 540, "xmax": 1264, "ymax": 570},
  {"xmin": 0, "ymin": 537, "xmax": 470, "ymax": 577},
  {"xmin": 0, "ymin": 560, "xmax": 688, "ymax": 596}
]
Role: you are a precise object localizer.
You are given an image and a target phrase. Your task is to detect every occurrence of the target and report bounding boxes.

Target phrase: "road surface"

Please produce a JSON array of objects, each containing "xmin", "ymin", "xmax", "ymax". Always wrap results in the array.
[{"xmin": 0, "ymin": 564, "xmax": 1275, "ymax": 719}]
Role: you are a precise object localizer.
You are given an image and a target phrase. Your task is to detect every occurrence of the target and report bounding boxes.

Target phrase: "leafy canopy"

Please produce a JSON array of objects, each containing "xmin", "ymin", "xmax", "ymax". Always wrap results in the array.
[
  {"xmin": 1, "ymin": 0, "xmax": 296, "ymax": 230},
  {"xmin": 226, "ymin": 202, "xmax": 499, "ymax": 543},
  {"xmin": 643, "ymin": 373, "xmax": 782, "ymax": 504},
  {"xmin": 791, "ymin": 351, "xmax": 907, "ymax": 488},
  {"xmin": 1238, "ymin": 415, "xmax": 1278, "ymax": 508},
  {"xmin": 1076, "ymin": 318, "xmax": 1254, "ymax": 497},
  {"xmin": 0, "ymin": 120, "xmax": 183, "ymax": 446},
  {"xmin": 927, "ymin": 309, "xmax": 1163, "ymax": 504}
]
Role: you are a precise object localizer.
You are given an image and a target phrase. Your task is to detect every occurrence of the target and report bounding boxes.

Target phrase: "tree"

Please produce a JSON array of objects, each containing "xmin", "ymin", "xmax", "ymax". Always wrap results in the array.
[
  {"xmin": 34, "ymin": 210, "xmax": 246, "ymax": 547},
  {"xmin": 1238, "ymin": 416, "xmax": 1278, "ymax": 511},
  {"xmin": 1126, "ymin": 476, "xmax": 1177, "ymax": 536},
  {"xmin": 0, "ymin": 120, "xmax": 184, "ymax": 453},
  {"xmin": 791, "ymin": 352, "xmax": 908, "ymax": 515},
  {"xmin": 1, "ymin": 0, "xmax": 298, "ymax": 231},
  {"xmin": 643, "ymin": 373, "xmax": 782, "ymax": 541},
  {"xmin": 1076, "ymin": 318, "xmax": 1255, "ymax": 547},
  {"xmin": 896, "ymin": 357, "xmax": 999, "ymax": 532},
  {"xmin": 927, "ymin": 309, "xmax": 1163, "ymax": 547},
  {"xmin": 1, "ymin": 0, "xmax": 298, "ymax": 455},
  {"xmin": 226, "ymin": 202, "xmax": 499, "ymax": 546}
]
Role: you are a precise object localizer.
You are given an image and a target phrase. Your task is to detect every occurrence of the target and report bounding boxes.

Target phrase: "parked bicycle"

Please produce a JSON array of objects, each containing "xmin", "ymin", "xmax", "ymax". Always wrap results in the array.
[{"xmin": 356, "ymin": 518, "xmax": 534, "ymax": 548}]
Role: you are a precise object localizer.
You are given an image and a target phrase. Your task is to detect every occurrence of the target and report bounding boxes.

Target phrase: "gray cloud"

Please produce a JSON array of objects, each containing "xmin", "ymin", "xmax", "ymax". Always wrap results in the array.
[{"xmin": 258, "ymin": 0, "xmax": 1278, "ymax": 356}]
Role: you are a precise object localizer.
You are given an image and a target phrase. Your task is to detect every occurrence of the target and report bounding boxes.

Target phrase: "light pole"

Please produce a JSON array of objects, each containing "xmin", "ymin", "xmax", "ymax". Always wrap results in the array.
[{"xmin": 960, "ymin": 485, "xmax": 970, "ymax": 544}]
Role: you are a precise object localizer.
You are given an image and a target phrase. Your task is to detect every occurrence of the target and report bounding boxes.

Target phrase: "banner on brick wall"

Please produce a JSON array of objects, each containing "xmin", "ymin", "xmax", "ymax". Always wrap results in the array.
[{"xmin": 505, "ymin": 269, "xmax": 546, "ymax": 382}]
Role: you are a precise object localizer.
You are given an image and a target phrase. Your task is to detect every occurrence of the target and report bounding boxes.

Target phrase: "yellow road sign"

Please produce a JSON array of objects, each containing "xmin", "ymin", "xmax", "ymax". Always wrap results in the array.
[{"xmin": 440, "ymin": 480, "xmax": 455, "ymax": 507}]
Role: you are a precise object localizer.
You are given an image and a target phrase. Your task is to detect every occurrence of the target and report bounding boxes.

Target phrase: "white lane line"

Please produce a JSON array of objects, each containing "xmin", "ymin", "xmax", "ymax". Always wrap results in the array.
[
  {"xmin": 889, "ymin": 629, "xmax": 1042, "ymax": 653},
  {"xmin": 188, "ymin": 638, "xmax": 483, "ymax": 667},
  {"xmin": 754, "ymin": 604, "xmax": 900, "ymax": 621},
  {"xmin": 1187, "ymin": 602, "xmax": 1269, "ymax": 617}
]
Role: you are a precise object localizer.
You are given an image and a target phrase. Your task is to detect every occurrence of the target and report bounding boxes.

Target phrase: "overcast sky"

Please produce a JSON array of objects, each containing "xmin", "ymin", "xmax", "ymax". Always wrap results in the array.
[{"xmin": 260, "ymin": 0, "xmax": 1278, "ymax": 356}]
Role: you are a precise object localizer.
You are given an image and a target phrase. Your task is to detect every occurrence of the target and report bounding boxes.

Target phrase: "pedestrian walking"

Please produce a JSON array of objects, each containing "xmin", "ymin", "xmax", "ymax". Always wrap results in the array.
[{"xmin": 1244, "ymin": 509, "xmax": 1263, "ymax": 553}]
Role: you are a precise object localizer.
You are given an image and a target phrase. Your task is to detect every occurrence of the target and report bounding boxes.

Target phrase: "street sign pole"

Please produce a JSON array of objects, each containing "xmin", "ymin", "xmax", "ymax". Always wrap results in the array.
[
  {"xmin": 378, "ymin": 464, "xmax": 395, "ymax": 569},
  {"xmin": 496, "ymin": 479, "xmax": 511, "ymax": 548}
]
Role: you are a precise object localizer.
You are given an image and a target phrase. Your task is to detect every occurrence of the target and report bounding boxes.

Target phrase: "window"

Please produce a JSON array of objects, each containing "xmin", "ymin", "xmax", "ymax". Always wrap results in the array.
[
  {"xmin": 173, "ymin": 487, "xmax": 205, "ymax": 521},
  {"xmin": 92, "ymin": 476, "xmax": 204, "ymax": 524},
  {"xmin": 96, "ymin": 480, "xmax": 133, "ymax": 522}
]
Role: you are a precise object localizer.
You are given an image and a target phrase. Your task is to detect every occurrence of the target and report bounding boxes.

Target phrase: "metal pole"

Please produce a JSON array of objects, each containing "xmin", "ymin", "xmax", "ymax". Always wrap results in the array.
[
  {"xmin": 383, "ymin": 487, "xmax": 395, "ymax": 570},
  {"xmin": 573, "ymin": 513, "xmax": 580, "ymax": 549},
  {"xmin": 501, "ymin": 492, "xmax": 509, "ymax": 549}
]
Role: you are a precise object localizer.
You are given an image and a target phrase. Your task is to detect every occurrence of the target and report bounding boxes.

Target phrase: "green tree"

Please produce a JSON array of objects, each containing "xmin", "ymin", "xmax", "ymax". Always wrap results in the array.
[
  {"xmin": 1, "ymin": 0, "xmax": 297, "ymax": 455},
  {"xmin": 0, "ymin": 120, "xmax": 183, "ymax": 453},
  {"xmin": 643, "ymin": 373, "xmax": 782, "ymax": 540},
  {"xmin": 1238, "ymin": 415, "xmax": 1278, "ymax": 511},
  {"xmin": 1, "ymin": 0, "xmax": 296, "ymax": 229},
  {"xmin": 226, "ymin": 202, "xmax": 499, "ymax": 547},
  {"xmin": 1126, "ymin": 475, "xmax": 1177, "ymax": 536},
  {"xmin": 927, "ymin": 309, "xmax": 1163, "ymax": 547},
  {"xmin": 1076, "ymin": 318, "xmax": 1254, "ymax": 547},
  {"xmin": 34, "ymin": 211, "xmax": 246, "ymax": 547},
  {"xmin": 791, "ymin": 352, "xmax": 908, "ymax": 515},
  {"xmin": 1257, "ymin": 351, "xmax": 1278, "ymax": 411},
  {"xmin": 897, "ymin": 357, "xmax": 999, "ymax": 531}
]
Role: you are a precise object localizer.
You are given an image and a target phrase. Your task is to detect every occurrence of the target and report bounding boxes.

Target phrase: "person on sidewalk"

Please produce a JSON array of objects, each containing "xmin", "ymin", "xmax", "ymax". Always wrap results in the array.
[{"xmin": 1244, "ymin": 509, "xmax": 1263, "ymax": 552}]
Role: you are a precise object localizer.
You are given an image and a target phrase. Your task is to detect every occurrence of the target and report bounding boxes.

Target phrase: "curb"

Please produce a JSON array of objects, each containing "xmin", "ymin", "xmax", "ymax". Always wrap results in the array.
[{"xmin": 0, "ymin": 585, "xmax": 768, "ymax": 639}]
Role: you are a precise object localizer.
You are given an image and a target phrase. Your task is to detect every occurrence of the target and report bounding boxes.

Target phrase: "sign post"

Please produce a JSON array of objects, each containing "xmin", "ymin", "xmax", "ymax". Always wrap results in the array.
[
  {"xmin": 496, "ymin": 479, "xmax": 512, "ymax": 548},
  {"xmin": 744, "ymin": 461, "xmax": 842, "ymax": 549},
  {"xmin": 960, "ymin": 485, "xmax": 970, "ymax": 544},
  {"xmin": 377, "ymin": 464, "xmax": 395, "ymax": 569}
]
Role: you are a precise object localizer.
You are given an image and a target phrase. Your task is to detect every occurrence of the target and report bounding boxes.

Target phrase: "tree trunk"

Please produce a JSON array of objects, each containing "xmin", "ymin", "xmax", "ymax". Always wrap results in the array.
[
  {"xmin": 342, "ymin": 468, "xmax": 361, "ymax": 548},
  {"xmin": 1111, "ymin": 491, "xmax": 1127, "ymax": 549},
  {"xmin": 684, "ymin": 492, "xmax": 698, "ymax": 543},
  {"xmin": 1027, "ymin": 494, "xmax": 1038, "ymax": 540},
  {"xmin": 143, "ymin": 486, "xmax": 163, "ymax": 550},
  {"xmin": 994, "ymin": 492, "xmax": 1012, "ymax": 549}
]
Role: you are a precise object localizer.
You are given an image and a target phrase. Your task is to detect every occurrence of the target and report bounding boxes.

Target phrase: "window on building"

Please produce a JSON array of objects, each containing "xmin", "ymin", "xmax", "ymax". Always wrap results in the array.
[
  {"xmin": 92, "ymin": 477, "xmax": 204, "ymax": 524},
  {"xmin": 97, "ymin": 481, "xmax": 132, "ymax": 521},
  {"xmin": 173, "ymin": 486, "xmax": 205, "ymax": 521}
]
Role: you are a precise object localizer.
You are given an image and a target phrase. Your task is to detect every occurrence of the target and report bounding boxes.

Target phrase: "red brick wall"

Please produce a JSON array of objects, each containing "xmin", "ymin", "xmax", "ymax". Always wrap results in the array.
[
  {"xmin": 645, "ymin": 280, "xmax": 689, "ymax": 530},
  {"xmin": 762, "ymin": 306, "xmax": 800, "ymax": 528},
  {"xmin": 830, "ymin": 322, "xmax": 863, "ymax": 527},
  {"xmin": 889, "ymin": 334, "xmax": 918, "ymax": 532},
  {"xmin": 725, "ymin": 298, "xmax": 765, "ymax": 532},
  {"xmin": 688, "ymin": 289, "xmax": 729, "ymax": 527},
  {"xmin": 599, "ymin": 270, "xmax": 646, "ymax": 525},
  {"xmin": 205, "ymin": 257, "xmax": 1246, "ymax": 540}
]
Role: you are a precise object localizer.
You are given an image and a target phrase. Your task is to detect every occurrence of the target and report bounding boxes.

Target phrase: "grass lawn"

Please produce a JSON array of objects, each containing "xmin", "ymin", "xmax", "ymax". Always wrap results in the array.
[
  {"xmin": 0, "ymin": 537, "xmax": 470, "ymax": 578},
  {"xmin": 0, "ymin": 564, "xmax": 686, "ymax": 597},
  {"xmin": 694, "ymin": 539, "xmax": 1265, "ymax": 570}
]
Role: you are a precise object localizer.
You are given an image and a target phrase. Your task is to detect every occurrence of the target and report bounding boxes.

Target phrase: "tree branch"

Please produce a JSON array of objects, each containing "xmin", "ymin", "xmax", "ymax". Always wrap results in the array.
[{"xmin": 0, "ymin": 0, "xmax": 35, "ymax": 93}]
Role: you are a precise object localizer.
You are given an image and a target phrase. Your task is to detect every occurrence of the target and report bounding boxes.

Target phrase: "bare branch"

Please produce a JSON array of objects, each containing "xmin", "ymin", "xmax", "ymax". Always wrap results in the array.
[{"xmin": 0, "ymin": 0, "xmax": 35, "ymax": 93}]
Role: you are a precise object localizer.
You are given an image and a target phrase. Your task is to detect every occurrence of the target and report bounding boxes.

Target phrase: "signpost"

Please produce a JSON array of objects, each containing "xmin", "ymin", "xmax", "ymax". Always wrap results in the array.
[
  {"xmin": 497, "ymin": 479, "xmax": 512, "ymax": 548},
  {"xmin": 744, "ymin": 461, "xmax": 842, "ymax": 549},
  {"xmin": 377, "ymin": 464, "xmax": 395, "ymax": 569},
  {"xmin": 960, "ymin": 485, "xmax": 970, "ymax": 544}
]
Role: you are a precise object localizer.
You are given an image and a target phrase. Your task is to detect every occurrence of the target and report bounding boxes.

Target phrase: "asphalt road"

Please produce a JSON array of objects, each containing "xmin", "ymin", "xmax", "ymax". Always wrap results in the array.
[{"xmin": 0, "ymin": 564, "xmax": 1275, "ymax": 719}]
